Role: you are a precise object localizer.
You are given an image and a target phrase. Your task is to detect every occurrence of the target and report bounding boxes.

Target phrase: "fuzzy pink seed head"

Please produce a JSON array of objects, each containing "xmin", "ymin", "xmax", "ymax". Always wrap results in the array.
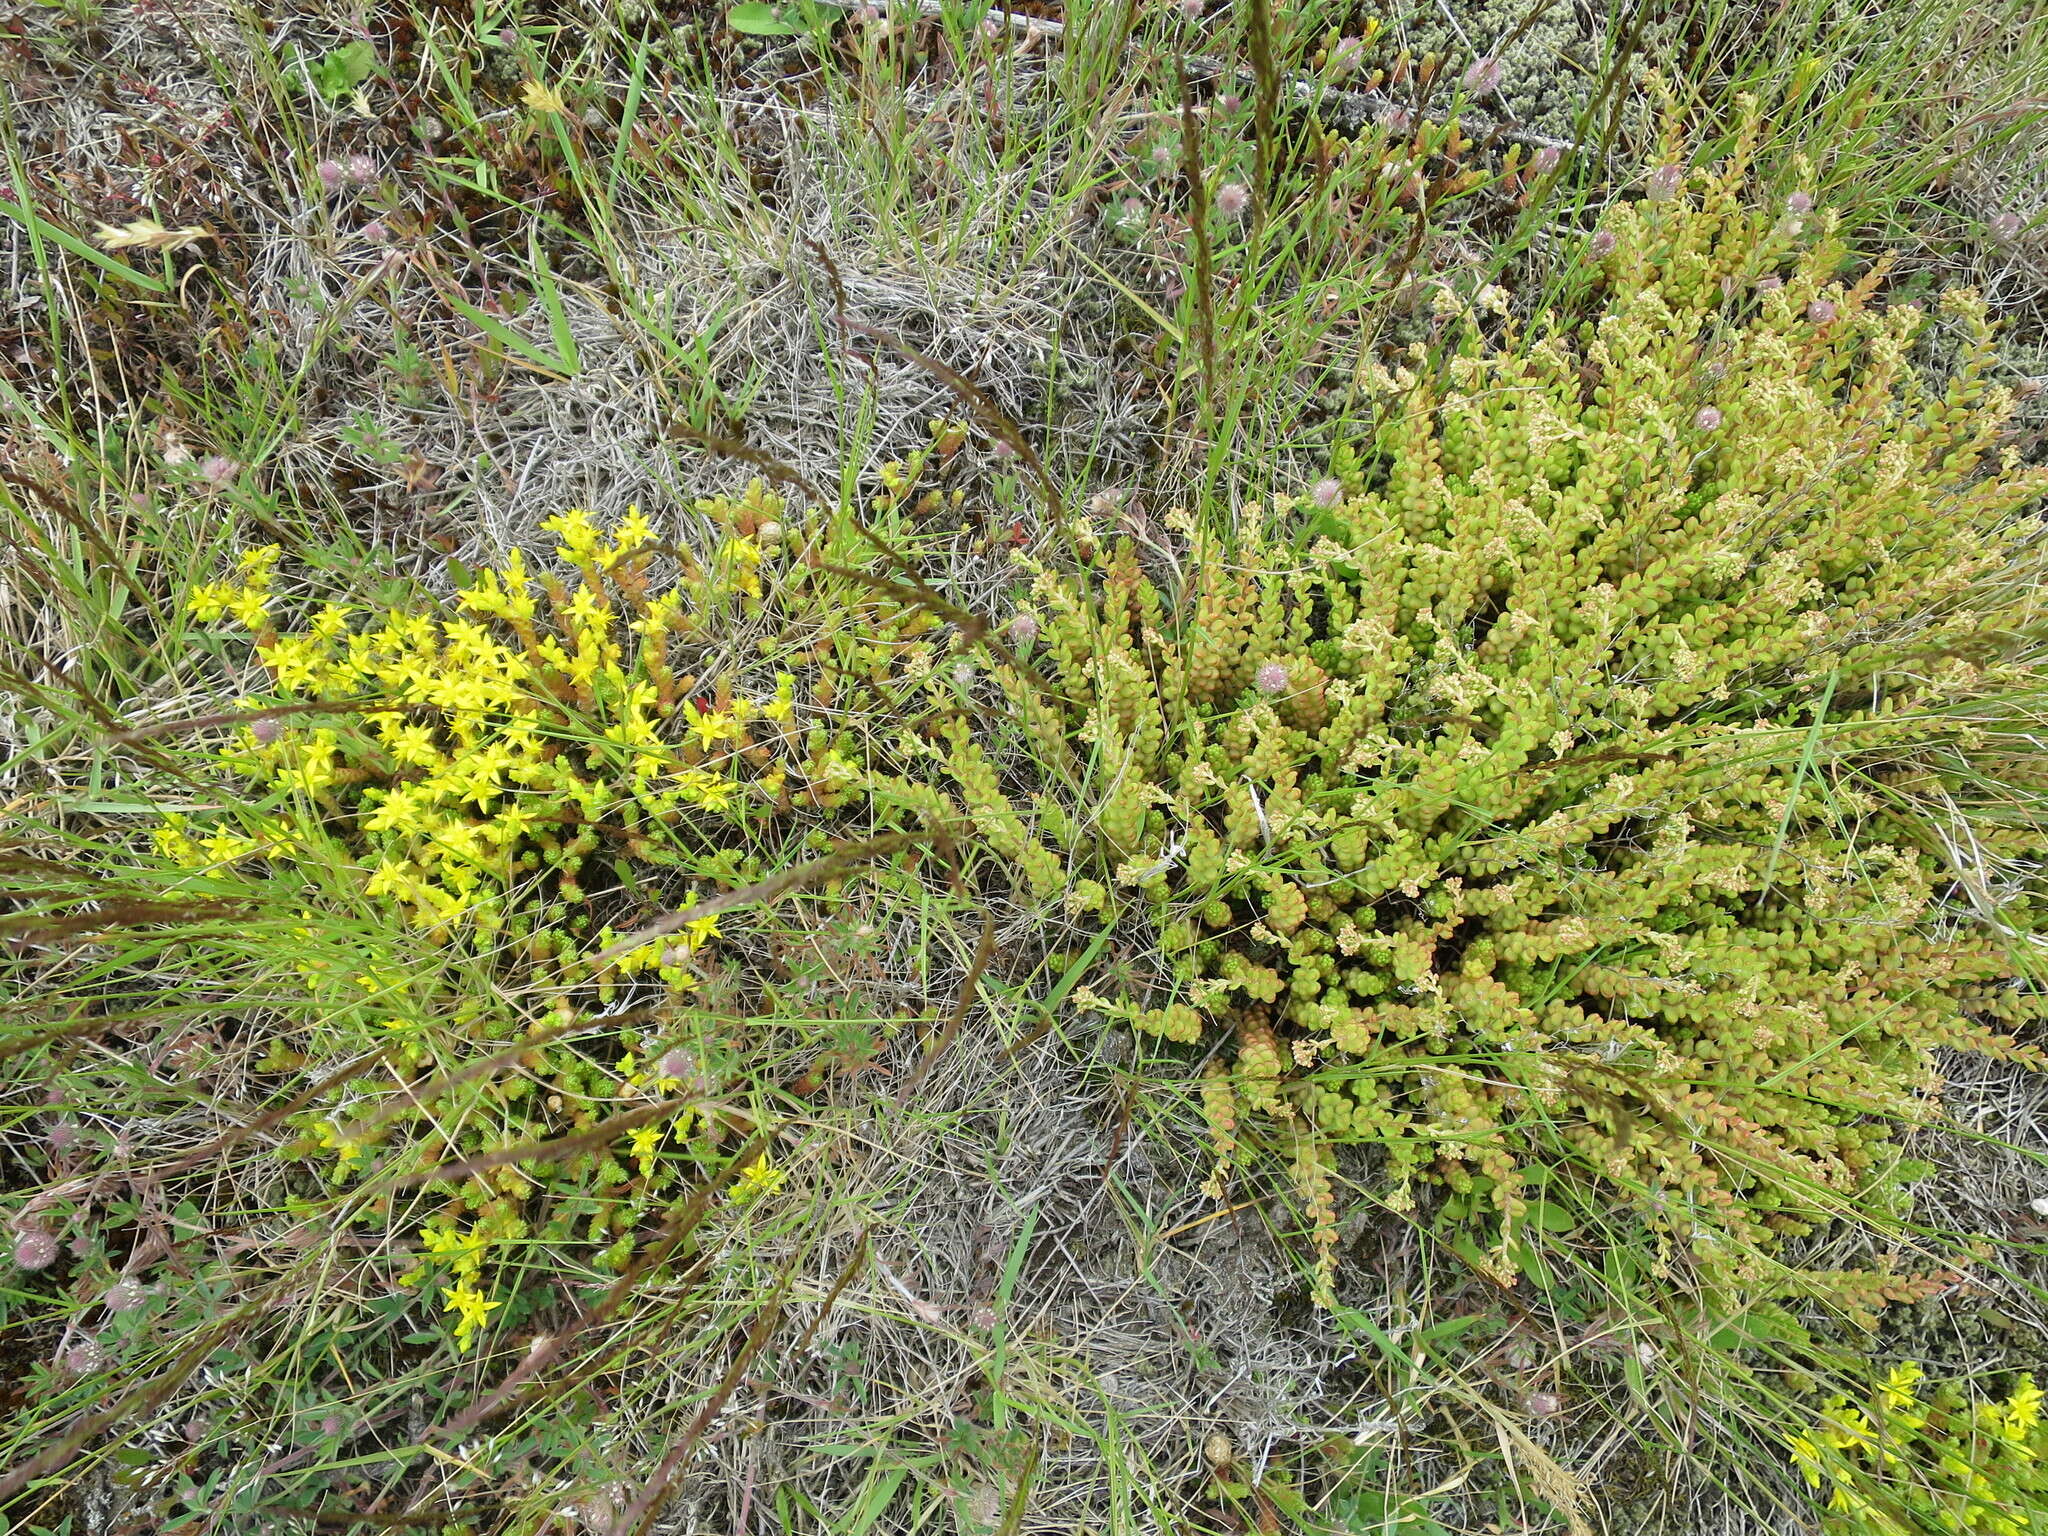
[
  {"xmin": 1216, "ymin": 92, "xmax": 1242, "ymax": 114},
  {"xmin": 1645, "ymin": 164, "xmax": 1683, "ymax": 202},
  {"xmin": 1310, "ymin": 478, "xmax": 1343, "ymax": 509},
  {"xmin": 990, "ymin": 436, "xmax": 1018, "ymax": 460},
  {"xmin": 1178, "ymin": 0, "xmax": 1204, "ymax": 19},
  {"xmin": 1462, "ymin": 55, "xmax": 1502, "ymax": 98},
  {"xmin": 315, "ymin": 158, "xmax": 346, "ymax": 192},
  {"xmin": 1255, "ymin": 661, "xmax": 1289, "ymax": 695},
  {"xmin": 1006, "ymin": 611, "xmax": 1039, "ymax": 647},
  {"xmin": 1589, "ymin": 229, "xmax": 1617, "ymax": 258},
  {"xmin": 47, "ymin": 1121, "xmax": 80, "ymax": 1153},
  {"xmin": 104, "ymin": 1278, "xmax": 147, "ymax": 1313},
  {"xmin": 360, "ymin": 220, "xmax": 388, "ymax": 244},
  {"xmin": 1525, "ymin": 1391, "xmax": 1563, "ymax": 1417},
  {"xmin": 199, "ymin": 454, "xmax": 240, "ymax": 487},
  {"xmin": 250, "ymin": 715, "xmax": 283, "ymax": 745},
  {"xmin": 1531, "ymin": 145, "xmax": 1561, "ymax": 174},
  {"xmin": 13, "ymin": 1227, "xmax": 57, "ymax": 1271},
  {"xmin": 1215, "ymin": 182, "xmax": 1251, "ymax": 219},
  {"xmin": 1990, "ymin": 211, "xmax": 2023, "ymax": 242},
  {"xmin": 346, "ymin": 154, "xmax": 378, "ymax": 185},
  {"xmin": 1327, "ymin": 36, "xmax": 1364, "ymax": 74},
  {"xmin": 1807, "ymin": 298, "xmax": 1837, "ymax": 324},
  {"xmin": 63, "ymin": 1337, "xmax": 107, "ymax": 1375},
  {"xmin": 1694, "ymin": 407, "xmax": 1723, "ymax": 431},
  {"xmin": 1786, "ymin": 190, "xmax": 1813, "ymax": 216},
  {"xmin": 1756, "ymin": 274, "xmax": 1783, "ymax": 293}
]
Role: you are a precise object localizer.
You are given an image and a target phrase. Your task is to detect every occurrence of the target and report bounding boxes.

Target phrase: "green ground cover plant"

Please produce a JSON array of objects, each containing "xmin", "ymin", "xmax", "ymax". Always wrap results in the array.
[
  {"xmin": 963, "ymin": 124, "xmax": 2048, "ymax": 1302},
  {"xmin": 4, "ymin": 0, "xmax": 2048, "ymax": 1532}
]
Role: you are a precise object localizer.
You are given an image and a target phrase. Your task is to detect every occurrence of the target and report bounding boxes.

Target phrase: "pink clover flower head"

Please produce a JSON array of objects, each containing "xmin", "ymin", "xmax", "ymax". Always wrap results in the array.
[
  {"xmin": 1807, "ymin": 298, "xmax": 1837, "ymax": 324},
  {"xmin": 13, "ymin": 1226, "xmax": 57, "ymax": 1271},
  {"xmin": 1589, "ymin": 229, "xmax": 1617, "ymax": 258},
  {"xmin": 1216, "ymin": 92, "xmax": 1242, "ymax": 115},
  {"xmin": 360, "ymin": 220, "xmax": 389, "ymax": 244},
  {"xmin": 1755, "ymin": 274, "xmax": 1783, "ymax": 293},
  {"xmin": 1525, "ymin": 1392, "xmax": 1563, "ymax": 1418},
  {"xmin": 251, "ymin": 715, "xmax": 283, "ymax": 745},
  {"xmin": 315, "ymin": 158, "xmax": 346, "ymax": 193},
  {"xmin": 1215, "ymin": 182, "xmax": 1251, "ymax": 220},
  {"xmin": 1255, "ymin": 660, "xmax": 1289, "ymax": 695},
  {"xmin": 1462, "ymin": 55, "xmax": 1502, "ymax": 98},
  {"xmin": 1327, "ymin": 36, "xmax": 1364, "ymax": 74},
  {"xmin": 1990, "ymin": 211, "xmax": 2023, "ymax": 242},
  {"xmin": 1310, "ymin": 477, "xmax": 1343, "ymax": 509},
  {"xmin": 1786, "ymin": 190, "xmax": 1813, "ymax": 216},
  {"xmin": 1179, "ymin": 0, "xmax": 1204, "ymax": 19},
  {"xmin": 1694, "ymin": 407, "xmax": 1723, "ymax": 431},
  {"xmin": 1006, "ymin": 611, "xmax": 1039, "ymax": 647},
  {"xmin": 1531, "ymin": 145, "xmax": 1561, "ymax": 174},
  {"xmin": 199, "ymin": 454, "xmax": 240, "ymax": 488},
  {"xmin": 1645, "ymin": 164, "xmax": 1683, "ymax": 203},
  {"xmin": 63, "ymin": 1337, "xmax": 107, "ymax": 1375},
  {"xmin": 346, "ymin": 154, "xmax": 378, "ymax": 185},
  {"xmin": 104, "ymin": 1278, "xmax": 147, "ymax": 1313}
]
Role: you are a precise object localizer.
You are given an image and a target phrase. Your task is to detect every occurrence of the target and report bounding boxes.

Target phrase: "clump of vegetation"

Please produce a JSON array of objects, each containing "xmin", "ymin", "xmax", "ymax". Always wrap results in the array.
[
  {"xmin": 172, "ymin": 490, "xmax": 865, "ymax": 943},
  {"xmin": 967, "ymin": 130, "xmax": 2048, "ymax": 1291},
  {"xmin": 1789, "ymin": 1362, "xmax": 2048, "ymax": 1534},
  {"xmin": 158, "ymin": 490, "xmax": 923, "ymax": 1336}
]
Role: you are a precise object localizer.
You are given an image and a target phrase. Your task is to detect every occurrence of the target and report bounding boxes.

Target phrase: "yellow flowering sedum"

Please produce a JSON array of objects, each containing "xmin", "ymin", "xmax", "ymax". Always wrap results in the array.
[
  {"xmin": 439, "ymin": 1282, "xmax": 502, "ymax": 1352},
  {"xmin": 169, "ymin": 493, "xmax": 859, "ymax": 937},
  {"xmin": 1790, "ymin": 1364, "xmax": 2048, "ymax": 1535},
  {"xmin": 166, "ymin": 486, "xmax": 914, "ymax": 1346}
]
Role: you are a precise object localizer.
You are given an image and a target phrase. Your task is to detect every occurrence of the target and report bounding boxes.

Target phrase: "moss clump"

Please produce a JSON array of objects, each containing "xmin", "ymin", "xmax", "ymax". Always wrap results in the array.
[{"xmin": 970, "ymin": 138, "xmax": 2048, "ymax": 1285}]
